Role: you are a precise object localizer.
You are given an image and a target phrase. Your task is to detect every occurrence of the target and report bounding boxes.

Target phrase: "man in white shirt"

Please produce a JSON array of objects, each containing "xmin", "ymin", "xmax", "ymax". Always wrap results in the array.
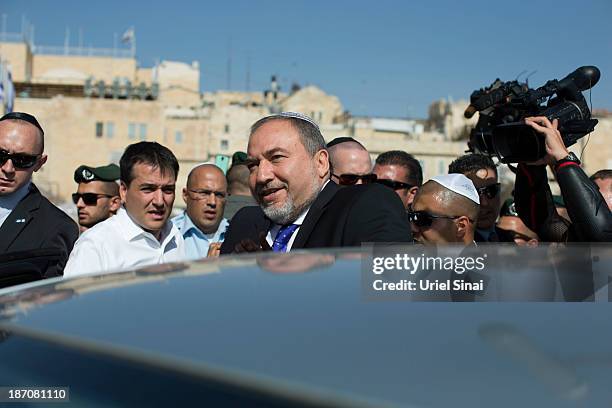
[{"xmin": 64, "ymin": 142, "xmax": 185, "ymax": 277}]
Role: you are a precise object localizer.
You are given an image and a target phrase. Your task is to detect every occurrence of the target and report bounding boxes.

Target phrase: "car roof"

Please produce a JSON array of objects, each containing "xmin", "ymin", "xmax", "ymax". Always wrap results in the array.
[{"xmin": 0, "ymin": 247, "xmax": 610, "ymax": 406}]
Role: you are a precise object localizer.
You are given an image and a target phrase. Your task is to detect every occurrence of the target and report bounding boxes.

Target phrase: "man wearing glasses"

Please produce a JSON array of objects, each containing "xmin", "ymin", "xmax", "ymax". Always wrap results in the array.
[
  {"xmin": 326, "ymin": 137, "xmax": 375, "ymax": 186},
  {"xmin": 408, "ymin": 174, "xmax": 480, "ymax": 245},
  {"xmin": 373, "ymin": 150, "xmax": 423, "ymax": 210},
  {"xmin": 0, "ymin": 112, "xmax": 78, "ymax": 280},
  {"xmin": 72, "ymin": 164, "xmax": 121, "ymax": 233},
  {"xmin": 172, "ymin": 164, "xmax": 229, "ymax": 259},
  {"xmin": 448, "ymin": 154, "xmax": 503, "ymax": 242}
]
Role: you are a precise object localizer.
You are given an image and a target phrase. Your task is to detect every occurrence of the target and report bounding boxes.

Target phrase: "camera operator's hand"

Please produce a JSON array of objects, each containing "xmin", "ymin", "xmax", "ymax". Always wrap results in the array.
[{"xmin": 524, "ymin": 116, "xmax": 570, "ymax": 166}]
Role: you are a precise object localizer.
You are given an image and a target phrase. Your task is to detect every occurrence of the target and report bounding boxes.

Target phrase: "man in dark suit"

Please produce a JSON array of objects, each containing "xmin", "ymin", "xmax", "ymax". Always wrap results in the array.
[
  {"xmin": 0, "ymin": 112, "xmax": 78, "ymax": 285},
  {"xmin": 220, "ymin": 112, "xmax": 411, "ymax": 254}
]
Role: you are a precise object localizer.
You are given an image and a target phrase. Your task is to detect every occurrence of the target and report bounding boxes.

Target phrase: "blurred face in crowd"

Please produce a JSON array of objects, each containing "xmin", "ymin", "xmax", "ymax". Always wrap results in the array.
[
  {"xmin": 373, "ymin": 163, "xmax": 418, "ymax": 209},
  {"xmin": 247, "ymin": 119, "xmax": 329, "ymax": 225},
  {"xmin": 497, "ymin": 215, "xmax": 538, "ymax": 247},
  {"xmin": 410, "ymin": 182, "xmax": 475, "ymax": 245},
  {"xmin": 329, "ymin": 142, "xmax": 372, "ymax": 185},
  {"xmin": 593, "ymin": 177, "xmax": 612, "ymax": 210},
  {"xmin": 183, "ymin": 164, "xmax": 227, "ymax": 234},
  {"xmin": 465, "ymin": 167, "xmax": 500, "ymax": 230},
  {"xmin": 75, "ymin": 181, "xmax": 121, "ymax": 232},
  {"xmin": 120, "ymin": 162, "xmax": 176, "ymax": 239},
  {"xmin": 0, "ymin": 120, "xmax": 47, "ymax": 196}
]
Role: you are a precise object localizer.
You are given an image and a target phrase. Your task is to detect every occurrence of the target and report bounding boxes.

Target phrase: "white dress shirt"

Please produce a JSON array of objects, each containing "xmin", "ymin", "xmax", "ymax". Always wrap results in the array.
[{"xmin": 63, "ymin": 207, "xmax": 185, "ymax": 278}]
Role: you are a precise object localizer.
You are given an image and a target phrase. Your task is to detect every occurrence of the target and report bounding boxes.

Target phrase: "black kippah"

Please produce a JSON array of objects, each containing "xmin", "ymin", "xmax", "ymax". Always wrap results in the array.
[
  {"xmin": 0, "ymin": 112, "xmax": 45, "ymax": 136},
  {"xmin": 326, "ymin": 136, "xmax": 364, "ymax": 148}
]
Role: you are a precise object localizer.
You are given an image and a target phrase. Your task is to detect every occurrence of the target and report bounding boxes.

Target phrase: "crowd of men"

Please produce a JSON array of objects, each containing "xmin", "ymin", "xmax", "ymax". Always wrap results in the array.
[{"xmin": 0, "ymin": 110, "xmax": 611, "ymax": 284}]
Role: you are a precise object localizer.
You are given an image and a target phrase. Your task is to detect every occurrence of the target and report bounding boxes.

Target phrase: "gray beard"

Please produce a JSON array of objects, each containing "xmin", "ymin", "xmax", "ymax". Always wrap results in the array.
[{"xmin": 261, "ymin": 182, "xmax": 319, "ymax": 225}]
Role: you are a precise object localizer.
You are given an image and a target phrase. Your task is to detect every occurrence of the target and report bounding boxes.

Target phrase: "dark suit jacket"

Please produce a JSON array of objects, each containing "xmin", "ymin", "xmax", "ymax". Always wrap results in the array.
[
  {"xmin": 221, "ymin": 181, "xmax": 412, "ymax": 254},
  {"xmin": 0, "ymin": 184, "xmax": 79, "ymax": 284}
]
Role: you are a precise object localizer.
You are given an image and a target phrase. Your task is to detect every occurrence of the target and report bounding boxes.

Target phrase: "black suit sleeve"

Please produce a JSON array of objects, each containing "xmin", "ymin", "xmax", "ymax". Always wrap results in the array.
[
  {"xmin": 220, "ymin": 206, "xmax": 268, "ymax": 255},
  {"xmin": 43, "ymin": 213, "xmax": 79, "ymax": 278},
  {"xmin": 343, "ymin": 183, "xmax": 412, "ymax": 244}
]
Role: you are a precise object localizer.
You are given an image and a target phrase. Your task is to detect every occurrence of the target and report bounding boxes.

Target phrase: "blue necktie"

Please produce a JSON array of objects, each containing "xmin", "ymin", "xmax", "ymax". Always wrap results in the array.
[{"xmin": 272, "ymin": 224, "xmax": 299, "ymax": 252}]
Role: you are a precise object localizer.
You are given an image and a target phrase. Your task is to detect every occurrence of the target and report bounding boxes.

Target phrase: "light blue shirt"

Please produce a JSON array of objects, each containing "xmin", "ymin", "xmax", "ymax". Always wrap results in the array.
[
  {"xmin": 171, "ymin": 212, "xmax": 229, "ymax": 260},
  {"xmin": 0, "ymin": 182, "xmax": 31, "ymax": 228}
]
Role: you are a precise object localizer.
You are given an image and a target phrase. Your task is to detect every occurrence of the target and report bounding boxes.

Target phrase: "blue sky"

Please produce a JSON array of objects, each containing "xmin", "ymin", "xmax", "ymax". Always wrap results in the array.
[{"xmin": 3, "ymin": 0, "xmax": 611, "ymax": 118}]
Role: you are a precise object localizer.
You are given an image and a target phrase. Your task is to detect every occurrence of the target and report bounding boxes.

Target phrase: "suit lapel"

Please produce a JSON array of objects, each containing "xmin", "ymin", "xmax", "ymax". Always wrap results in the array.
[
  {"xmin": 0, "ymin": 186, "xmax": 41, "ymax": 252},
  {"xmin": 291, "ymin": 181, "xmax": 339, "ymax": 249}
]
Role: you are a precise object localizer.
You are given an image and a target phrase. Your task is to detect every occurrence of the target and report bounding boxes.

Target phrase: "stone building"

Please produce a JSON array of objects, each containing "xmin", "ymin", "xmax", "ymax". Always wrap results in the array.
[{"xmin": 1, "ymin": 31, "xmax": 610, "ymax": 213}]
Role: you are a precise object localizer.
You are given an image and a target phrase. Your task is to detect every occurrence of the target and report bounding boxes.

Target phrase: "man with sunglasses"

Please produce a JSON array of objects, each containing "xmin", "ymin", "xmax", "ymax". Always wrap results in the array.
[
  {"xmin": 496, "ymin": 198, "xmax": 539, "ymax": 247},
  {"xmin": 409, "ymin": 174, "xmax": 480, "ymax": 245},
  {"xmin": 172, "ymin": 164, "xmax": 229, "ymax": 259},
  {"xmin": 373, "ymin": 150, "xmax": 423, "ymax": 210},
  {"xmin": 448, "ymin": 154, "xmax": 504, "ymax": 242},
  {"xmin": 73, "ymin": 164, "xmax": 121, "ymax": 233},
  {"xmin": 327, "ymin": 137, "xmax": 375, "ymax": 186},
  {"xmin": 0, "ymin": 112, "xmax": 79, "ymax": 281}
]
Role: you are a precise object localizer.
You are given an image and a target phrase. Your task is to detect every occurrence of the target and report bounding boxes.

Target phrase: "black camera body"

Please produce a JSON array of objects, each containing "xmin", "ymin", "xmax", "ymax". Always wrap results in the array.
[{"xmin": 465, "ymin": 66, "xmax": 600, "ymax": 163}]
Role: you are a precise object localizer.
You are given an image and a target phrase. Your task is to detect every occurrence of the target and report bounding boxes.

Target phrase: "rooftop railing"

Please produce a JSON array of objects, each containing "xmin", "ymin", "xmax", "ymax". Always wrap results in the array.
[
  {"xmin": 0, "ymin": 32, "xmax": 133, "ymax": 58},
  {"xmin": 32, "ymin": 45, "xmax": 133, "ymax": 58}
]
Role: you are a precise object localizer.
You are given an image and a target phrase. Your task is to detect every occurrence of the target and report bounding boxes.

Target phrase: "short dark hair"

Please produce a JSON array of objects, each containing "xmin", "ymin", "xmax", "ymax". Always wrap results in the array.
[
  {"xmin": 120, "ymin": 142, "xmax": 179, "ymax": 186},
  {"xmin": 326, "ymin": 136, "xmax": 365, "ymax": 149},
  {"xmin": 375, "ymin": 150, "xmax": 423, "ymax": 186},
  {"xmin": 448, "ymin": 154, "xmax": 497, "ymax": 176},
  {"xmin": 250, "ymin": 115, "xmax": 326, "ymax": 157},
  {"xmin": 590, "ymin": 169, "xmax": 612, "ymax": 181}
]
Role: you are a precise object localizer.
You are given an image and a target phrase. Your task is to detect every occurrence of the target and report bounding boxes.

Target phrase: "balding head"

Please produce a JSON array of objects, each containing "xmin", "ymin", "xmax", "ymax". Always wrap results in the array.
[
  {"xmin": 187, "ymin": 163, "xmax": 225, "ymax": 189},
  {"xmin": 328, "ymin": 141, "xmax": 372, "ymax": 185},
  {"xmin": 183, "ymin": 164, "xmax": 228, "ymax": 234},
  {"xmin": 410, "ymin": 180, "xmax": 479, "ymax": 245},
  {"xmin": 0, "ymin": 118, "xmax": 47, "ymax": 196}
]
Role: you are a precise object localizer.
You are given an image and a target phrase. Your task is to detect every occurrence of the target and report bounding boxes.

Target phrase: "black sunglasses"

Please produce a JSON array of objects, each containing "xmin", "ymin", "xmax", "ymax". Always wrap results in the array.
[
  {"xmin": 476, "ymin": 183, "xmax": 501, "ymax": 199},
  {"xmin": 332, "ymin": 173, "xmax": 377, "ymax": 185},
  {"xmin": 72, "ymin": 193, "xmax": 114, "ymax": 206},
  {"xmin": 0, "ymin": 149, "xmax": 41, "ymax": 169},
  {"xmin": 407, "ymin": 210, "xmax": 463, "ymax": 228},
  {"xmin": 375, "ymin": 179, "xmax": 414, "ymax": 190}
]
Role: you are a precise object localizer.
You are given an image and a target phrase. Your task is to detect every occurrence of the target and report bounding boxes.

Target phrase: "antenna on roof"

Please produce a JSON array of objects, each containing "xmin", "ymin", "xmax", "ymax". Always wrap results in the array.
[
  {"xmin": 245, "ymin": 52, "xmax": 251, "ymax": 92},
  {"xmin": 64, "ymin": 27, "xmax": 70, "ymax": 55},
  {"xmin": 226, "ymin": 36, "xmax": 232, "ymax": 90}
]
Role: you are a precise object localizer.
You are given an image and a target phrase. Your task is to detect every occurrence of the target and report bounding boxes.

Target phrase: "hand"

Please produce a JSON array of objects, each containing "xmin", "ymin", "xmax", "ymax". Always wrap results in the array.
[
  {"xmin": 207, "ymin": 242, "xmax": 222, "ymax": 258},
  {"xmin": 233, "ymin": 232, "xmax": 272, "ymax": 253},
  {"xmin": 524, "ymin": 116, "xmax": 570, "ymax": 165}
]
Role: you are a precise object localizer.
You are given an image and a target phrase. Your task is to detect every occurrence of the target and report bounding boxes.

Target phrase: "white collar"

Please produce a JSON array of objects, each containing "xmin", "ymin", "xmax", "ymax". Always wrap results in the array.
[{"xmin": 117, "ymin": 207, "xmax": 177, "ymax": 244}]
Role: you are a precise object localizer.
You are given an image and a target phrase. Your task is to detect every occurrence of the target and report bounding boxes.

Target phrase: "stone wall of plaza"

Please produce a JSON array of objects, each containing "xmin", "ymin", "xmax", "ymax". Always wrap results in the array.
[{"xmin": 14, "ymin": 96, "xmax": 209, "ymax": 207}]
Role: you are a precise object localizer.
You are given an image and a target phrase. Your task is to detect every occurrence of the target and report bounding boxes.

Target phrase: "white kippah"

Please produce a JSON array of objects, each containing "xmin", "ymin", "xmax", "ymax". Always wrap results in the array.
[
  {"xmin": 275, "ymin": 111, "xmax": 320, "ymax": 130},
  {"xmin": 430, "ymin": 173, "xmax": 480, "ymax": 204}
]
